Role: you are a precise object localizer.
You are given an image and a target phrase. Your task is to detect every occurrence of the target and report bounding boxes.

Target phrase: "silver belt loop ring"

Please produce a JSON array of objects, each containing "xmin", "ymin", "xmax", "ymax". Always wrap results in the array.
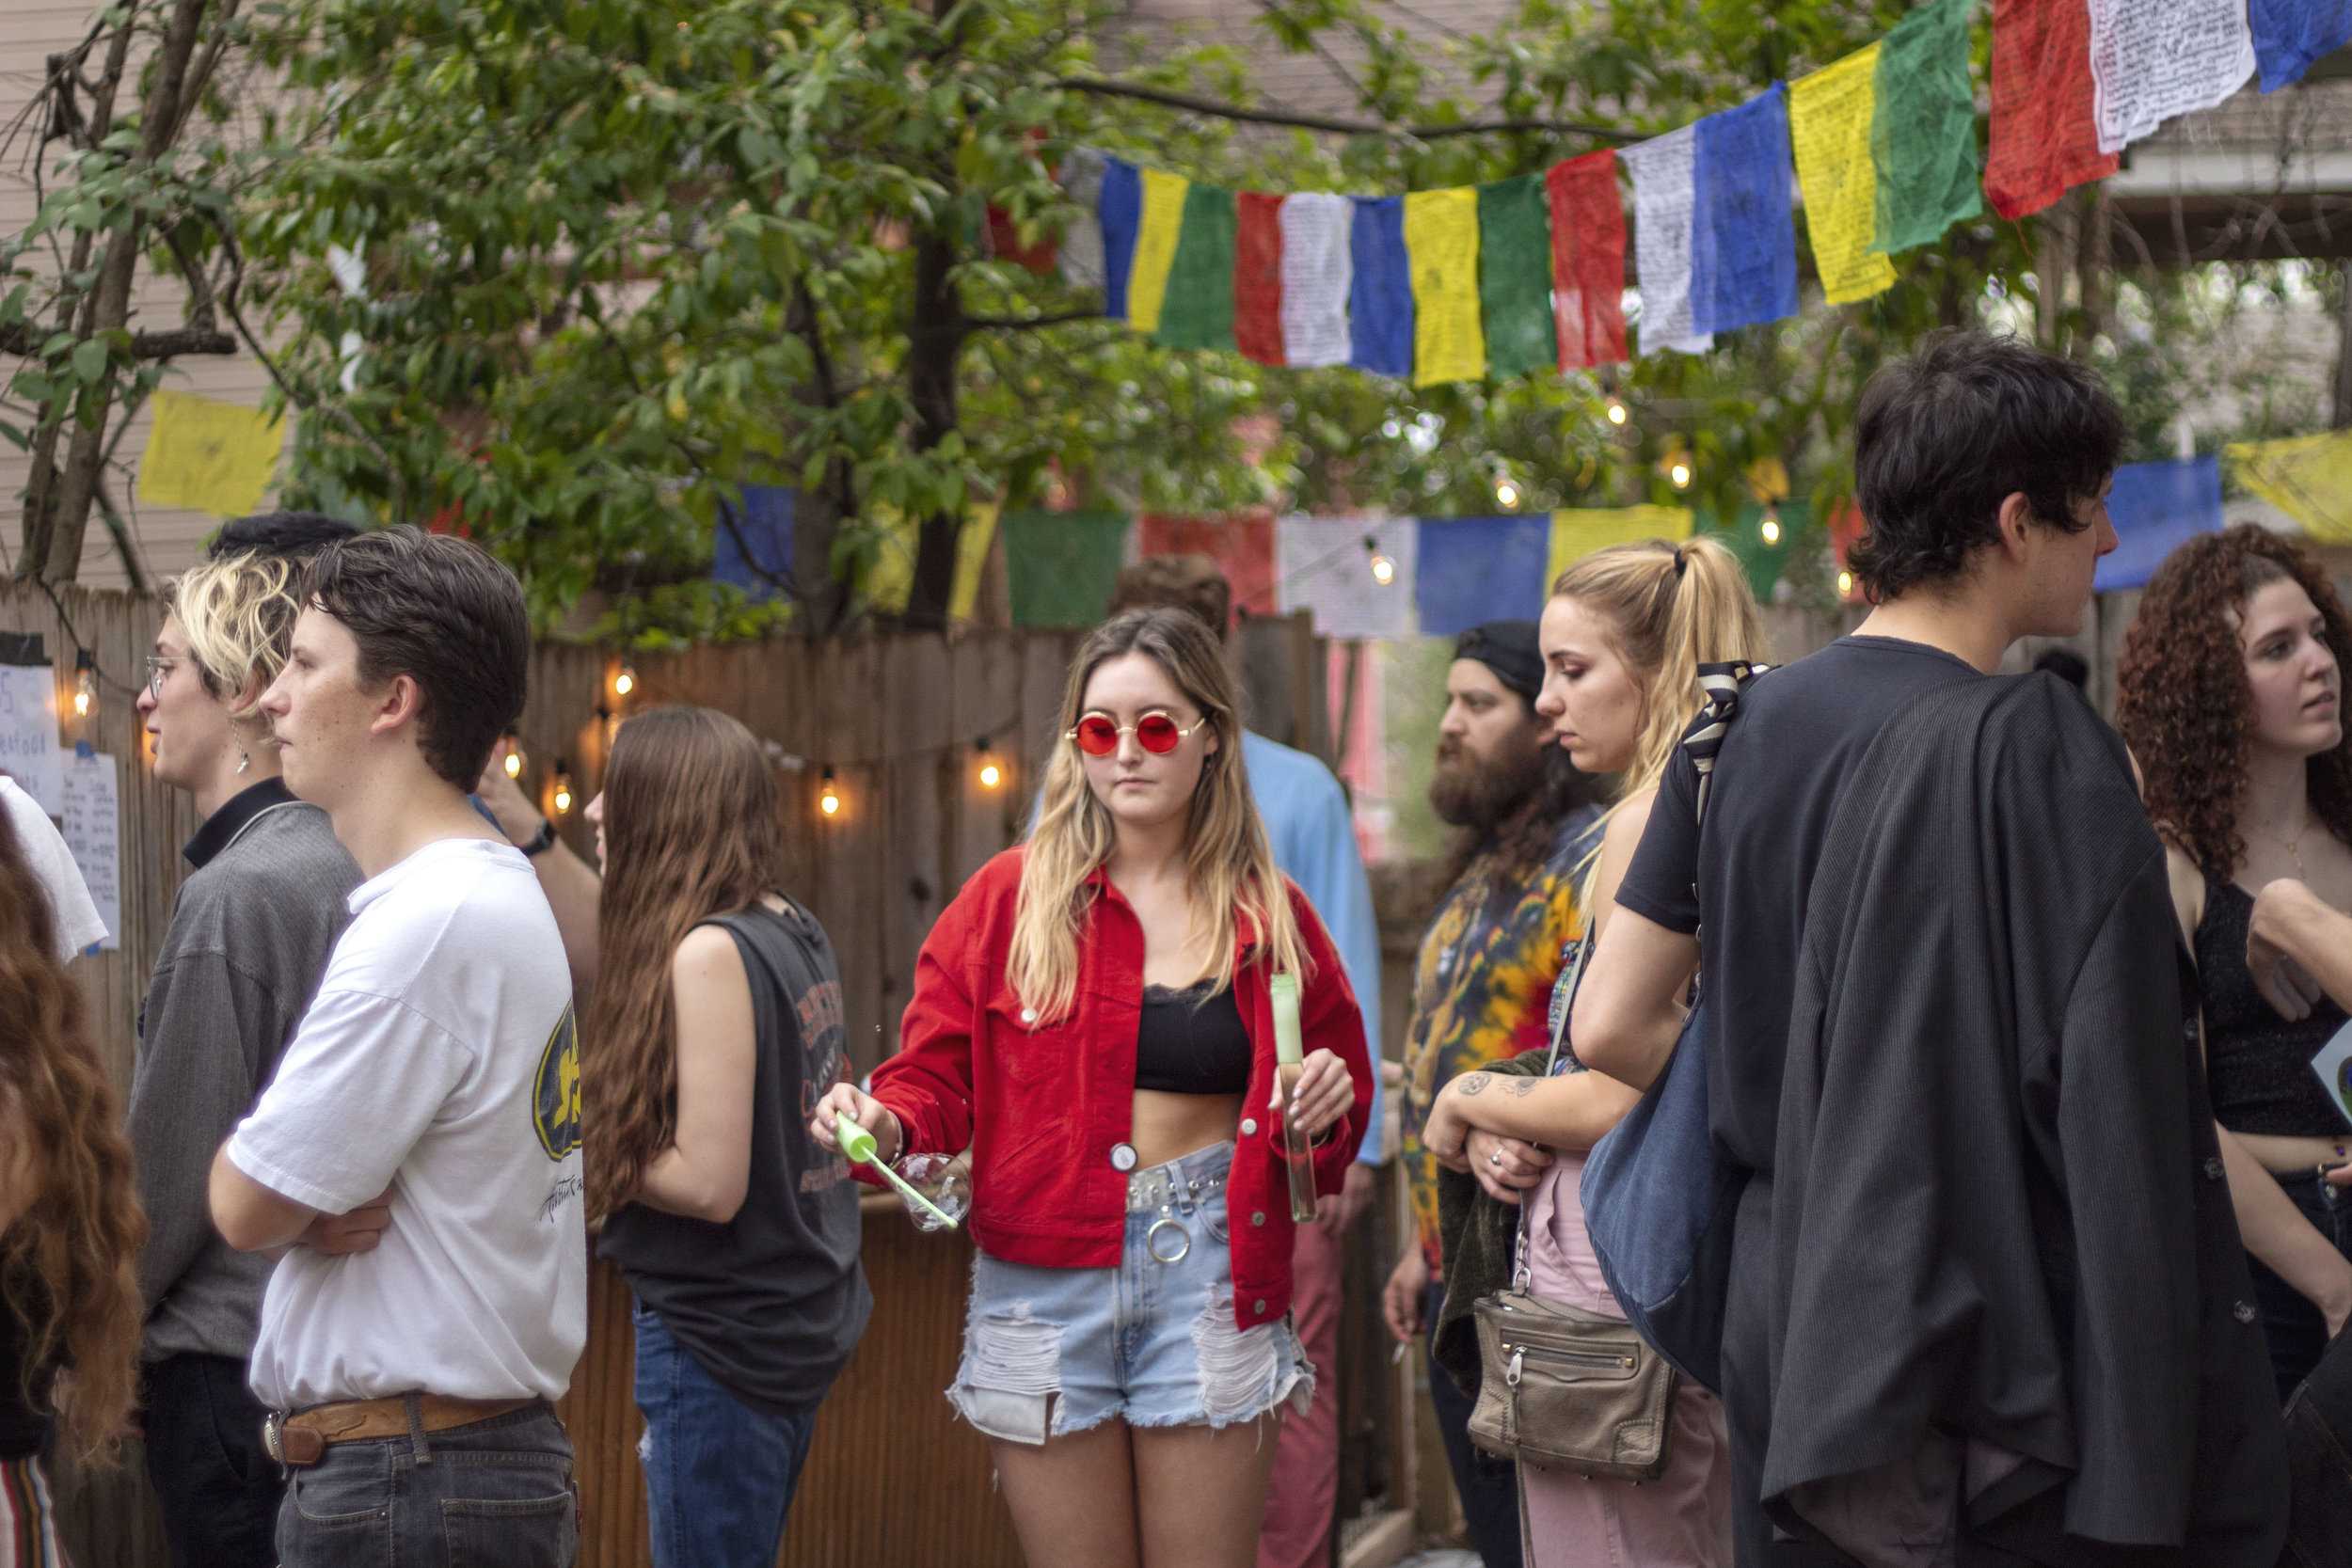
[{"xmin": 1146, "ymin": 1212, "xmax": 1192, "ymax": 1264}]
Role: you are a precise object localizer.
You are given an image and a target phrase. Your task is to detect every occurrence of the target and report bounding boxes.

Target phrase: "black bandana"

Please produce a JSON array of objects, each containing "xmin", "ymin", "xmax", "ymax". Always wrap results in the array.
[{"xmin": 1454, "ymin": 620, "xmax": 1543, "ymax": 704}]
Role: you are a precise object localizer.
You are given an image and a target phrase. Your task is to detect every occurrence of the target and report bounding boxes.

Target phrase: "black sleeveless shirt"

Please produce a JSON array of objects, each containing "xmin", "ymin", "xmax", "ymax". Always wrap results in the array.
[
  {"xmin": 598, "ymin": 901, "xmax": 872, "ymax": 1413},
  {"xmin": 1134, "ymin": 979, "xmax": 1252, "ymax": 1095},
  {"xmin": 2195, "ymin": 869, "xmax": 2352, "ymax": 1138}
]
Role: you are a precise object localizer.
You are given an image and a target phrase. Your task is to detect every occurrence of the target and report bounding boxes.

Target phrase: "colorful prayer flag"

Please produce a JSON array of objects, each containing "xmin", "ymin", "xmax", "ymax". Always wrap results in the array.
[
  {"xmin": 1544, "ymin": 150, "xmax": 1628, "ymax": 371},
  {"xmin": 1058, "ymin": 149, "xmax": 1109, "ymax": 292},
  {"xmin": 2095, "ymin": 456, "xmax": 2223, "ymax": 592},
  {"xmin": 1791, "ymin": 45, "xmax": 1899, "ymax": 306},
  {"xmin": 1871, "ymin": 0, "xmax": 1983, "ymax": 254},
  {"xmin": 1278, "ymin": 193, "xmax": 1355, "ymax": 369},
  {"xmin": 1126, "ymin": 167, "xmax": 1191, "ymax": 335},
  {"xmin": 714, "ymin": 484, "xmax": 794, "ymax": 602},
  {"xmin": 1348, "ymin": 198, "xmax": 1415, "ymax": 378},
  {"xmin": 1156, "ymin": 184, "xmax": 1238, "ymax": 351},
  {"xmin": 2087, "ymin": 0, "xmax": 2255, "ymax": 155},
  {"xmin": 1137, "ymin": 512, "xmax": 1278, "ymax": 624},
  {"xmin": 1548, "ymin": 506, "xmax": 1694, "ymax": 588},
  {"xmin": 1234, "ymin": 191, "xmax": 1287, "ymax": 365},
  {"xmin": 1414, "ymin": 515, "xmax": 1549, "ymax": 635},
  {"xmin": 1692, "ymin": 84, "xmax": 1800, "ymax": 336},
  {"xmin": 1404, "ymin": 188, "xmax": 1486, "ymax": 387},
  {"xmin": 1276, "ymin": 515, "xmax": 1418, "ymax": 640},
  {"xmin": 862, "ymin": 504, "xmax": 997, "ymax": 620},
  {"xmin": 1704, "ymin": 500, "xmax": 1809, "ymax": 602},
  {"xmin": 1477, "ymin": 175, "xmax": 1558, "ymax": 382},
  {"xmin": 1004, "ymin": 510, "xmax": 1134, "ymax": 627},
  {"xmin": 2228, "ymin": 431, "xmax": 2352, "ymax": 542},
  {"xmin": 136, "ymin": 390, "xmax": 285, "ymax": 516},
  {"xmin": 1985, "ymin": 0, "xmax": 2122, "ymax": 218},
  {"xmin": 1098, "ymin": 157, "xmax": 1142, "ymax": 320},
  {"xmin": 2250, "ymin": 0, "xmax": 2352, "ymax": 91},
  {"xmin": 1622, "ymin": 126, "xmax": 1711, "ymax": 356},
  {"xmin": 1828, "ymin": 501, "xmax": 1869, "ymax": 601}
]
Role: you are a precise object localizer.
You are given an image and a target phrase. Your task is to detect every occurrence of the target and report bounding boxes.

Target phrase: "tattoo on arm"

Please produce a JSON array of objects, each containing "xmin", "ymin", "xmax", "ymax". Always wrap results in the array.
[
  {"xmin": 1501, "ymin": 1077, "xmax": 1538, "ymax": 1097},
  {"xmin": 1454, "ymin": 1073, "xmax": 1491, "ymax": 1097}
]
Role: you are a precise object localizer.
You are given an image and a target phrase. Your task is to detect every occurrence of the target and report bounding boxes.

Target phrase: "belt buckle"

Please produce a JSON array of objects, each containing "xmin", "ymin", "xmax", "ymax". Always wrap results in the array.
[{"xmin": 262, "ymin": 1410, "xmax": 286, "ymax": 1466}]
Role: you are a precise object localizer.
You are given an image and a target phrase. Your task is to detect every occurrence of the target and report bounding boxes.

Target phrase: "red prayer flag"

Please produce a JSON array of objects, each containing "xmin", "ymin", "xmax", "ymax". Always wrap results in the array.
[
  {"xmin": 1233, "ymin": 193, "xmax": 1288, "ymax": 367},
  {"xmin": 1828, "ymin": 501, "xmax": 1868, "ymax": 602},
  {"xmin": 985, "ymin": 204, "xmax": 1057, "ymax": 274},
  {"xmin": 1984, "ymin": 0, "xmax": 2120, "ymax": 220},
  {"xmin": 1545, "ymin": 150, "xmax": 1629, "ymax": 371},
  {"xmin": 1136, "ymin": 510, "xmax": 1279, "ymax": 626}
]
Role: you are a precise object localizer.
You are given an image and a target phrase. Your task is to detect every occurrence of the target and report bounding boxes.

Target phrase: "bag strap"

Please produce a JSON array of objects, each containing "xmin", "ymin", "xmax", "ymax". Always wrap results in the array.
[{"xmin": 1686, "ymin": 658, "xmax": 1772, "ymax": 827}]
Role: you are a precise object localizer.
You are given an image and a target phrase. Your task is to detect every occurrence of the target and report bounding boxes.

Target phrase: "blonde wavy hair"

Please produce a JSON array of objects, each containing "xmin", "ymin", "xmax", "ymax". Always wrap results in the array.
[
  {"xmin": 1549, "ymin": 537, "xmax": 1762, "ymax": 897},
  {"xmin": 1012, "ymin": 609, "xmax": 1308, "ymax": 1021},
  {"xmin": 169, "ymin": 551, "xmax": 302, "ymax": 721}
]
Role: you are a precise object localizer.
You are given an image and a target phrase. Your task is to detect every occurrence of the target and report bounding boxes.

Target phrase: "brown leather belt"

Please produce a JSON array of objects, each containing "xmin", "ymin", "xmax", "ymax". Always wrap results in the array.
[{"xmin": 262, "ymin": 1394, "xmax": 538, "ymax": 1467}]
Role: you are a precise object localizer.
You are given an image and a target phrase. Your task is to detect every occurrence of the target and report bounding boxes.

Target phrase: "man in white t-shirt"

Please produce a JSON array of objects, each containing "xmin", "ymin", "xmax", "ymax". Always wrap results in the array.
[{"xmin": 206, "ymin": 525, "xmax": 584, "ymax": 1568}]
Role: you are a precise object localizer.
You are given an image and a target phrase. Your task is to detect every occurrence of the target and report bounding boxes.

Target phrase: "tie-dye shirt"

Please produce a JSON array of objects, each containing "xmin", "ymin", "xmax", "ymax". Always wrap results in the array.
[{"xmin": 1401, "ymin": 806, "xmax": 1603, "ymax": 1268}]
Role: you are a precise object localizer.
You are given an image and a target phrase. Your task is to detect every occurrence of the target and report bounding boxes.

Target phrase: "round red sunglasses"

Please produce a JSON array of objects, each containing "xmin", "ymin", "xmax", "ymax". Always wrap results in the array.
[{"xmin": 1067, "ymin": 709, "xmax": 1204, "ymax": 757}]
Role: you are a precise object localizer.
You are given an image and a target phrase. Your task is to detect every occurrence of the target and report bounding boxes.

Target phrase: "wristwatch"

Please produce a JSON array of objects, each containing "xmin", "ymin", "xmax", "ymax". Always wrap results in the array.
[{"xmin": 517, "ymin": 820, "xmax": 558, "ymax": 859}]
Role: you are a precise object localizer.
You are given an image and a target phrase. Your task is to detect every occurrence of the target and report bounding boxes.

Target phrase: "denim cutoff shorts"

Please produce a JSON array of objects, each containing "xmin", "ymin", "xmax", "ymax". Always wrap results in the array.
[{"xmin": 948, "ymin": 1140, "xmax": 1314, "ymax": 1445}]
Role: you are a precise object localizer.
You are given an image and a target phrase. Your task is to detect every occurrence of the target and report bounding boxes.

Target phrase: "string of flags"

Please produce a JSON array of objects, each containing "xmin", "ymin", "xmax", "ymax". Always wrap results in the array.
[{"xmin": 1054, "ymin": 0, "xmax": 2352, "ymax": 384}]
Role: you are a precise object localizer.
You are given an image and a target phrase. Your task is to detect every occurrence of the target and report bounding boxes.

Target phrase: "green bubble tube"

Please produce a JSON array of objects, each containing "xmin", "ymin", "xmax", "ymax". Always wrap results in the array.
[{"xmin": 836, "ymin": 1113, "xmax": 960, "ymax": 1230}]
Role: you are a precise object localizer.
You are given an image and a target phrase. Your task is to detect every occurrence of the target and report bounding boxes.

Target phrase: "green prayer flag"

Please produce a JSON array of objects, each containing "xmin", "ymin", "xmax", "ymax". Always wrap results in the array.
[
  {"xmin": 1004, "ymin": 510, "xmax": 1132, "ymax": 627},
  {"xmin": 1869, "ymin": 0, "xmax": 1981, "ymax": 256},
  {"xmin": 1477, "ymin": 175, "xmax": 1558, "ymax": 381},
  {"xmin": 1702, "ymin": 499, "xmax": 1812, "ymax": 602},
  {"xmin": 1154, "ymin": 186, "xmax": 1238, "ymax": 352}
]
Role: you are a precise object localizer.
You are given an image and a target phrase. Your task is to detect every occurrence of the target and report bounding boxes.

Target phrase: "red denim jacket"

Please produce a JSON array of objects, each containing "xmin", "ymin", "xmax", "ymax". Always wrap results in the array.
[{"xmin": 866, "ymin": 847, "xmax": 1373, "ymax": 1332}]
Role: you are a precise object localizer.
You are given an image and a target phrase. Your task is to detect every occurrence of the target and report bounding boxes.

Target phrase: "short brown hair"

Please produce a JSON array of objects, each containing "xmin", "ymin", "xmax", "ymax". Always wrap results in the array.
[
  {"xmin": 1109, "ymin": 555, "xmax": 1231, "ymax": 634},
  {"xmin": 301, "ymin": 526, "xmax": 531, "ymax": 789}
]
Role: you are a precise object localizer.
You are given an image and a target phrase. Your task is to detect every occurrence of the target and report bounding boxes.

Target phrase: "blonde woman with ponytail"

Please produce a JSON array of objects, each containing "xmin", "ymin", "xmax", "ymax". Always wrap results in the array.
[
  {"xmin": 812, "ymin": 608, "xmax": 1373, "ymax": 1568},
  {"xmin": 1421, "ymin": 535, "xmax": 1756, "ymax": 1567}
]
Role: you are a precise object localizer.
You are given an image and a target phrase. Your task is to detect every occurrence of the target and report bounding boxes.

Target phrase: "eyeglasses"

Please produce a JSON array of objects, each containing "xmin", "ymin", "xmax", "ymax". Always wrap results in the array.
[
  {"xmin": 143, "ymin": 656, "xmax": 170, "ymax": 702},
  {"xmin": 1067, "ymin": 709, "xmax": 1204, "ymax": 757}
]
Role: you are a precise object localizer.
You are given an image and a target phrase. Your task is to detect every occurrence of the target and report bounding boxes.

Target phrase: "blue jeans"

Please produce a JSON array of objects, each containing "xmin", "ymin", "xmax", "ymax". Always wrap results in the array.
[
  {"xmin": 2250, "ymin": 1169, "xmax": 2352, "ymax": 1403},
  {"xmin": 633, "ymin": 1302, "xmax": 820, "ymax": 1568},
  {"xmin": 273, "ymin": 1401, "xmax": 576, "ymax": 1568}
]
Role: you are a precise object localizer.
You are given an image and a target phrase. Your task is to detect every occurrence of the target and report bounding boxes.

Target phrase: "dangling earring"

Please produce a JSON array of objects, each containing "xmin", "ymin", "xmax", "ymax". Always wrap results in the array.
[{"xmin": 236, "ymin": 748, "xmax": 251, "ymax": 776}]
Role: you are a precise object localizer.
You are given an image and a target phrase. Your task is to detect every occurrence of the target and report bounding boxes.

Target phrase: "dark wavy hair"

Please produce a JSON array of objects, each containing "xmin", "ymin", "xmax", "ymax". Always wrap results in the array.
[
  {"xmin": 2115, "ymin": 524, "xmax": 2352, "ymax": 877},
  {"xmin": 1849, "ymin": 330, "xmax": 2123, "ymax": 600}
]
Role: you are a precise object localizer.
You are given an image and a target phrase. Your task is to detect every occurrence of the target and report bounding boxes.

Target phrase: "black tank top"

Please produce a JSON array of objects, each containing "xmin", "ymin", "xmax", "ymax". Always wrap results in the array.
[
  {"xmin": 1134, "ymin": 979, "xmax": 1252, "ymax": 1095},
  {"xmin": 598, "ymin": 901, "xmax": 872, "ymax": 1413},
  {"xmin": 2195, "ymin": 870, "xmax": 2352, "ymax": 1138}
]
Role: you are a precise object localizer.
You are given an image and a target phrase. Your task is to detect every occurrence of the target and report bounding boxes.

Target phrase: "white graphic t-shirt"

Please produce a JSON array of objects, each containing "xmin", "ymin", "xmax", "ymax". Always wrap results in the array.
[{"xmin": 230, "ymin": 836, "xmax": 584, "ymax": 1408}]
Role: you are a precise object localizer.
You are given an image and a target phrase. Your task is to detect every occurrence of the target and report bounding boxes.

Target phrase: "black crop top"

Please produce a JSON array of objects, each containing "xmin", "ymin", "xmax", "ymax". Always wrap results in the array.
[
  {"xmin": 2196, "ymin": 870, "xmax": 2352, "ymax": 1138},
  {"xmin": 1135, "ymin": 979, "xmax": 1252, "ymax": 1095}
]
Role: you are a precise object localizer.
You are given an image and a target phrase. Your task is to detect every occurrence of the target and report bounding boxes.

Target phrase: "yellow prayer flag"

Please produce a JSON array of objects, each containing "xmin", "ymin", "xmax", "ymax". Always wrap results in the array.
[
  {"xmin": 1790, "ymin": 45, "xmax": 1896, "ymax": 307},
  {"xmin": 1404, "ymin": 188, "xmax": 1486, "ymax": 387},
  {"xmin": 136, "ymin": 390, "xmax": 285, "ymax": 516},
  {"xmin": 1128, "ymin": 169, "xmax": 1191, "ymax": 336},
  {"xmin": 862, "ymin": 503, "xmax": 997, "ymax": 618},
  {"xmin": 951, "ymin": 501, "xmax": 998, "ymax": 621},
  {"xmin": 2227, "ymin": 433, "xmax": 2352, "ymax": 543},
  {"xmin": 1548, "ymin": 507, "xmax": 1695, "ymax": 586}
]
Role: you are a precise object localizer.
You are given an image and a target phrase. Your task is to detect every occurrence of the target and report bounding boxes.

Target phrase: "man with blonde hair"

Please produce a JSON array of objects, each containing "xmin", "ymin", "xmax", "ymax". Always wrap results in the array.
[{"xmin": 130, "ymin": 521, "xmax": 362, "ymax": 1566}]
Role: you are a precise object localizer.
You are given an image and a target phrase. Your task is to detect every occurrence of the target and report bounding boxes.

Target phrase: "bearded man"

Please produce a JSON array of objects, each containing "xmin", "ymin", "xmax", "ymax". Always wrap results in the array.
[{"xmin": 1378, "ymin": 619, "xmax": 1604, "ymax": 1568}]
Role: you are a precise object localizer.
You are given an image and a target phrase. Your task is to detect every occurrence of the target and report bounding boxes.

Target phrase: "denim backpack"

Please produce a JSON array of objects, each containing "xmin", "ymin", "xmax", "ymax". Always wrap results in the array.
[{"xmin": 1577, "ymin": 659, "xmax": 1767, "ymax": 1395}]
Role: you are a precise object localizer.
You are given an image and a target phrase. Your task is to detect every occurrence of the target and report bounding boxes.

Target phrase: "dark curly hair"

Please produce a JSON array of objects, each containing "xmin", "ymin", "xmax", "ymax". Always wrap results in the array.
[
  {"xmin": 2115, "ymin": 524, "xmax": 2352, "ymax": 878},
  {"xmin": 1849, "ymin": 330, "xmax": 2123, "ymax": 600}
]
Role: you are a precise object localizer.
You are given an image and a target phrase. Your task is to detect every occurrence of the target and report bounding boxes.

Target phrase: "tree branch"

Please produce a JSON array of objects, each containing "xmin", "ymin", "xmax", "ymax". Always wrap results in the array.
[
  {"xmin": 1052, "ymin": 75, "xmax": 1639, "ymax": 144},
  {"xmin": 0, "ymin": 323, "xmax": 237, "ymax": 358},
  {"xmin": 964, "ymin": 308, "xmax": 1102, "ymax": 332}
]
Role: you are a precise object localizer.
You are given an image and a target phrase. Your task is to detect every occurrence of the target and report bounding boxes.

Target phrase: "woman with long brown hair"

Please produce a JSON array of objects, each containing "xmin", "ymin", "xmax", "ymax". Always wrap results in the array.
[
  {"xmin": 583, "ymin": 705, "xmax": 869, "ymax": 1568},
  {"xmin": 0, "ymin": 807, "xmax": 146, "ymax": 1559},
  {"xmin": 813, "ymin": 607, "xmax": 1373, "ymax": 1568},
  {"xmin": 2118, "ymin": 523, "xmax": 2352, "ymax": 1402}
]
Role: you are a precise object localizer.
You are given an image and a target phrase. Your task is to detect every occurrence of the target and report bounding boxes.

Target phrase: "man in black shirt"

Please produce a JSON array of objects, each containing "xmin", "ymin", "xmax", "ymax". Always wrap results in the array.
[{"xmin": 1573, "ymin": 331, "xmax": 2285, "ymax": 1566}]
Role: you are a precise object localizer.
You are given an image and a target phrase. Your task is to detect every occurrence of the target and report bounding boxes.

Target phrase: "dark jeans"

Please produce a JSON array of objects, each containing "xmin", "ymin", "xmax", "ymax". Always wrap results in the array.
[
  {"xmin": 633, "ymin": 1302, "xmax": 821, "ymax": 1568},
  {"xmin": 273, "ymin": 1400, "xmax": 576, "ymax": 1568},
  {"xmin": 140, "ymin": 1353, "xmax": 281, "ymax": 1568},
  {"xmin": 1422, "ymin": 1278, "xmax": 1523, "ymax": 1568},
  {"xmin": 2250, "ymin": 1170, "xmax": 2352, "ymax": 1404}
]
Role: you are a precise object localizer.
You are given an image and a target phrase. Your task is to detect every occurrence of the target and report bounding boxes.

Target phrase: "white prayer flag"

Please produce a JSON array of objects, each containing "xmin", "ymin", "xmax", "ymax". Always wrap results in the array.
[
  {"xmin": 1622, "ymin": 126, "xmax": 1713, "ymax": 357},
  {"xmin": 1275, "ymin": 515, "xmax": 1417, "ymax": 641},
  {"xmin": 2088, "ymin": 0, "xmax": 2255, "ymax": 155},
  {"xmin": 1059, "ymin": 149, "xmax": 1108, "ymax": 293},
  {"xmin": 1278, "ymin": 193, "xmax": 1354, "ymax": 368}
]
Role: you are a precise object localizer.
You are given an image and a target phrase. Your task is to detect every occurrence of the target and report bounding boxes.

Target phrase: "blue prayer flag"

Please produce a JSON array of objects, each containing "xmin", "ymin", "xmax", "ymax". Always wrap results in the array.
[
  {"xmin": 1100, "ymin": 158, "xmax": 1143, "ymax": 323},
  {"xmin": 715, "ymin": 484, "xmax": 795, "ymax": 601},
  {"xmin": 1692, "ymin": 84, "xmax": 1800, "ymax": 336},
  {"xmin": 2250, "ymin": 0, "xmax": 2352, "ymax": 91},
  {"xmin": 1413, "ymin": 515, "xmax": 1549, "ymax": 635},
  {"xmin": 2094, "ymin": 456, "xmax": 2223, "ymax": 594},
  {"xmin": 1348, "ymin": 197, "xmax": 1415, "ymax": 379}
]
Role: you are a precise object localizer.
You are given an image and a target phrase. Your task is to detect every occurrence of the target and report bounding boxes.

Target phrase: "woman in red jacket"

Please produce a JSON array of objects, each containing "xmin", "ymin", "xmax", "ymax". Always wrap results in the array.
[{"xmin": 815, "ymin": 606, "xmax": 1371, "ymax": 1568}]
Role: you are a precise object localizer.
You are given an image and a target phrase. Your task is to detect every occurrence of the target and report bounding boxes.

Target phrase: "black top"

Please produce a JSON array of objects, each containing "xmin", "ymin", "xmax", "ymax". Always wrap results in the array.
[
  {"xmin": 2196, "ymin": 871, "xmax": 2352, "ymax": 1138},
  {"xmin": 1616, "ymin": 637, "xmax": 1982, "ymax": 1175},
  {"xmin": 598, "ymin": 901, "xmax": 872, "ymax": 1414},
  {"xmin": 1134, "ymin": 979, "xmax": 1252, "ymax": 1095},
  {"xmin": 0, "ymin": 1276, "xmax": 54, "ymax": 1459},
  {"xmin": 181, "ymin": 776, "xmax": 298, "ymax": 869}
]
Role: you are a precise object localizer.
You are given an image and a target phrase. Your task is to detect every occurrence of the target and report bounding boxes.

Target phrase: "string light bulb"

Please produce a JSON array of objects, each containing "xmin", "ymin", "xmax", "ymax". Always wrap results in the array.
[
  {"xmin": 72, "ymin": 650, "xmax": 95, "ymax": 719},
  {"xmin": 1495, "ymin": 478, "xmax": 1520, "ymax": 509},
  {"xmin": 502, "ymin": 731, "xmax": 527, "ymax": 780},
  {"xmin": 612, "ymin": 664, "xmax": 637, "ymax": 699},
  {"xmin": 551, "ymin": 759, "xmax": 575, "ymax": 816},
  {"xmin": 818, "ymin": 767, "xmax": 842, "ymax": 817},
  {"xmin": 1668, "ymin": 458, "xmax": 1692, "ymax": 491},
  {"xmin": 1837, "ymin": 570, "xmax": 1855, "ymax": 598},
  {"xmin": 1363, "ymin": 534, "xmax": 1396, "ymax": 587},
  {"xmin": 1605, "ymin": 397, "xmax": 1629, "ymax": 427},
  {"xmin": 975, "ymin": 739, "xmax": 1004, "ymax": 792},
  {"xmin": 1759, "ymin": 505, "xmax": 1783, "ymax": 547}
]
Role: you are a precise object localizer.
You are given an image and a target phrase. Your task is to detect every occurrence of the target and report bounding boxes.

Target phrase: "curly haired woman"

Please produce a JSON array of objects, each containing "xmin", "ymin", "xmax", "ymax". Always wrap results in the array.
[
  {"xmin": 0, "ymin": 808, "xmax": 147, "ymax": 1559},
  {"xmin": 2118, "ymin": 522, "xmax": 2352, "ymax": 1402}
]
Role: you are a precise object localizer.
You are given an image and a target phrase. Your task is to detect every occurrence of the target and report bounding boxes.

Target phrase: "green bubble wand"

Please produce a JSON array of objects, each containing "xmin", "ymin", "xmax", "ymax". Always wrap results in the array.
[{"xmin": 835, "ymin": 1113, "xmax": 961, "ymax": 1230}]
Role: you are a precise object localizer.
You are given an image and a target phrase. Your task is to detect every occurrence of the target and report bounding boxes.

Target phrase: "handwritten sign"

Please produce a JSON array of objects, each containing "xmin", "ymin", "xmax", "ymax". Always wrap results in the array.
[
  {"xmin": 0, "ymin": 665, "xmax": 64, "ymax": 816},
  {"xmin": 60, "ymin": 751, "xmax": 119, "ymax": 953}
]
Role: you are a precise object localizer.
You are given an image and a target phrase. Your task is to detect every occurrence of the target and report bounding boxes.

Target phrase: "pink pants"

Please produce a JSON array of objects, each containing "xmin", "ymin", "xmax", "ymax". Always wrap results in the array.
[
  {"xmin": 1520, "ymin": 1149, "xmax": 1733, "ymax": 1568},
  {"xmin": 1257, "ymin": 1212, "xmax": 1341, "ymax": 1568}
]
